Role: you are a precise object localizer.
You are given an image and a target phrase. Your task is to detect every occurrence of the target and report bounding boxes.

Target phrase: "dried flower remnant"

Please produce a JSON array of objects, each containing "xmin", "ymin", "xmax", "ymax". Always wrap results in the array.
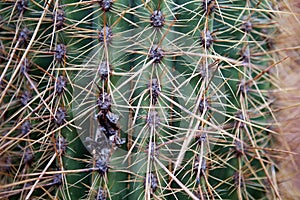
[
  {"xmin": 112, "ymin": 134, "xmax": 126, "ymax": 146},
  {"xmin": 106, "ymin": 112, "xmax": 119, "ymax": 126},
  {"xmin": 105, "ymin": 112, "xmax": 119, "ymax": 136},
  {"xmin": 97, "ymin": 92, "xmax": 112, "ymax": 112},
  {"xmin": 150, "ymin": 10, "xmax": 165, "ymax": 27},
  {"xmin": 97, "ymin": 112, "xmax": 119, "ymax": 138},
  {"xmin": 99, "ymin": 124, "xmax": 117, "ymax": 138}
]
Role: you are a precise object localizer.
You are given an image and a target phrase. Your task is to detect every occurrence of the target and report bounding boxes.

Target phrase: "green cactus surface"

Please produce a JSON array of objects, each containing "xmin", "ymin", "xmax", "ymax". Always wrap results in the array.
[{"xmin": 0, "ymin": 0, "xmax": 289, "ymax": 199}]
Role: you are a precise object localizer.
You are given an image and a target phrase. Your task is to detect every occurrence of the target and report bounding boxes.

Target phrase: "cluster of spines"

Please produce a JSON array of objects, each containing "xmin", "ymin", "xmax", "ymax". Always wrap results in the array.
[
  {"xmin": 192, "ymin": 1, "xmax": 279, "ymax": 199},
  {"xmin": 157, "ymin": 0, "xmax": 280, "ymax": 199},
  {"xmin": 92, "ymin": 5, "xmax": 119, "ymax": 197},
  {"xmin": 0, "ymin": 1, "xmax": 87, "ymax": 199},
  {"xmin": 123, "ymin": 2, "xmax": 185, "ymax": 199}
]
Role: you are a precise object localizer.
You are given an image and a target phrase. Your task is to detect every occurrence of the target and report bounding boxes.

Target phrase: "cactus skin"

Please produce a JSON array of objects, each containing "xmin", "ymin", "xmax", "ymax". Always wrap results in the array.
[{"xmin": 0, "ymin": 0, "xmax": 292, "ymax": 199}]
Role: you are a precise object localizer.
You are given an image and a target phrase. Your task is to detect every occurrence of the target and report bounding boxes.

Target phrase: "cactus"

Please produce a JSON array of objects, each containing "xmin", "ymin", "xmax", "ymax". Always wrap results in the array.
[
  {"xmin": 273, "ymin": 0, "xmax": 300, "ymax": 199},
  {"xmin": 0, "ymin": 0, "xmax": 295, "ymax": 199}
]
